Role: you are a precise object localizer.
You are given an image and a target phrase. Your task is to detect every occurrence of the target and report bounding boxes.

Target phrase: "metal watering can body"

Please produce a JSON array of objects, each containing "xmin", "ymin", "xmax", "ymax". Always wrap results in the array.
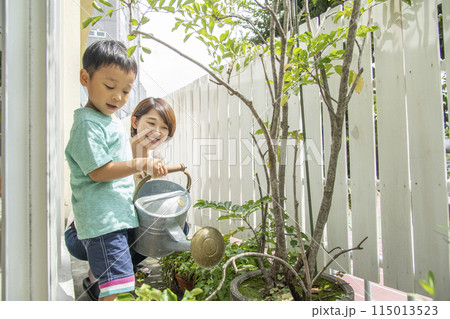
[{"xmin": 133, "ymin": 166, "xmax": 224, "ymax": 268}]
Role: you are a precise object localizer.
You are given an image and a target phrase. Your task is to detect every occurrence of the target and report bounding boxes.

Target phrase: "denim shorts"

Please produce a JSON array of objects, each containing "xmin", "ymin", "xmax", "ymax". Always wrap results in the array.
[
  {"xmin": 81, "ymin": 229, "xmax": 135, "ymax": 298},
  {"xmin": 65, "ymin": 221, "xmax": 190, "ymax": 266}
]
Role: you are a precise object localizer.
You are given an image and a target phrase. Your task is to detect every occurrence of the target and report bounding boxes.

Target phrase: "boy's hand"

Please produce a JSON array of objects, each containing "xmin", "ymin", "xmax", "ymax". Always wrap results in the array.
[{"xmin": 145, "ymin": 157, "xmax": 167, "ymax": 178}]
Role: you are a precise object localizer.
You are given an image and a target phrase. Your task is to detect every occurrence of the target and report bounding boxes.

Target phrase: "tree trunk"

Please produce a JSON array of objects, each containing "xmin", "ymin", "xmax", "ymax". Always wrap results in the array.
[{"xmin": 305, "ymin": 0, "xmax": 362, "ymax": 278}]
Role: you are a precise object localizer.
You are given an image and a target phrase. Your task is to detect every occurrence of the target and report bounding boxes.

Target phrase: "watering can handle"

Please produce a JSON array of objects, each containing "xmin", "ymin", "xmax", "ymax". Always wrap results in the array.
[{"xmin": 133, "ymin": 164, "xmax": 191, "ymax": 202}]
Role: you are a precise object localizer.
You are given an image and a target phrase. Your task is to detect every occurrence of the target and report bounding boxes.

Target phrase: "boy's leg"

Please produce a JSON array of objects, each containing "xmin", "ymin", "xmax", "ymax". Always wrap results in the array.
[
  {"xmin": 81, "ymin": 229, "xmax": 135, "ymax": 301},
  {"xmin": 64, "ymin": 222, "xmax": 88, "ymax": 261}
]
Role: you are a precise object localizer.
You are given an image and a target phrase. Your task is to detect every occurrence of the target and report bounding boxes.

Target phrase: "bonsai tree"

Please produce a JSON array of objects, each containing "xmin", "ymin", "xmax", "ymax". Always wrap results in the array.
[{"xmin": 84, "ymin": 0, "xmax": 400, "ymax": 300}]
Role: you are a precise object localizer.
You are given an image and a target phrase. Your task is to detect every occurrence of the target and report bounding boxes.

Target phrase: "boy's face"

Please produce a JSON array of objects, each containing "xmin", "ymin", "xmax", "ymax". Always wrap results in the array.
[{"xmin": 80, "ymin": 65, "xmax": 136, "ymax": 116}]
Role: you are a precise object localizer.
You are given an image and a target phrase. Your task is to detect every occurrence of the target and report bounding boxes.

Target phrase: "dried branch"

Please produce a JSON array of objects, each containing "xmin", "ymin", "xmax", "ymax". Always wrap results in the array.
[{"xmin": 312, "ymin": 236, "xmax": 368, "ymax": 284}]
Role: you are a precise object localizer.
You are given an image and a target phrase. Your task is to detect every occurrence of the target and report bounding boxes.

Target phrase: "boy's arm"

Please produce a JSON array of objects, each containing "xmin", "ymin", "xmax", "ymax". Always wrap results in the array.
[{"xmin": 88, "ymin": 157, "xmax": 167, "ymax": 182}]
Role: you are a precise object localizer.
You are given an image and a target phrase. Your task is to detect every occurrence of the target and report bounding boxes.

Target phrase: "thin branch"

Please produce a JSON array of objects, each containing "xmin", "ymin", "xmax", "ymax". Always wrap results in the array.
[
  {"xmin": 253, "ymin": 0, "xmax": 286, "ymax": 41},
  {"xmin": 304, "ymin": 67, "xmax": 338, "ymax": 120},
  {"xmin": 259, "ymin": 55, "xmax": 276, "ymax": 106},
  {"xmin": 293, "ymin": 131, "xmax": 312, "ymax": 299},
  {"xmin": 304, "ymin": 0, "xmax": 313, "ymax": 34},
  {"xmin": 213, "ymin": 13, "xmax": 266, "ymax": 44},
  {"xmin": 255, "ymin": 173, "xmax": 270, "ymax": 278},
  {"xmin": 251, "ymin": 133, "xmax": 271, "ymax": 195},
  {"xmin": 319, "ymin": 68, "xmax": 338, "ymax": 122},
  {"xmin": 345, "ymin": 67, "xmax": 364, "ymax": 105},
  {"xmin": 312, "ymin": 236, "xmax": 368, "ymax": 284}
]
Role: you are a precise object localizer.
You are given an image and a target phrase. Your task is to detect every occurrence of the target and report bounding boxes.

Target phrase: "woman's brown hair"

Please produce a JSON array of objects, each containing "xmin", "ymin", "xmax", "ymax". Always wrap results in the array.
[{"xmin": 130, "ymin": 97, "xmax": 176, "ymax": 138}]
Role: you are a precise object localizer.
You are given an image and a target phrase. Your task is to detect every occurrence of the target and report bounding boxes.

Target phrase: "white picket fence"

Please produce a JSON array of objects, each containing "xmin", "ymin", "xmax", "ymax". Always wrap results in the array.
[{"xmin": 161, "ymin": 0, "xmax": 450, "ymax": 299}]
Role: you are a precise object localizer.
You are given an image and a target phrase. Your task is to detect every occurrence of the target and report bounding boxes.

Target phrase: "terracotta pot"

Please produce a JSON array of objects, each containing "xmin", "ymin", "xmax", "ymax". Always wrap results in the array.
[
  {"xmin": 230, "ymin": 270, "xmax": 354, "ymax": 301},
  {"xmin": 175, "ymin": 274, "xmax": 195, "ymax": 293}
]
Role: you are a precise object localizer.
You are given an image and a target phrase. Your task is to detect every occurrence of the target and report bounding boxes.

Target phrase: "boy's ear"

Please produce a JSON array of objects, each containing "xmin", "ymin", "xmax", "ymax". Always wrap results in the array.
[
  {"xmin": 80, "ymin": 69, "xmax": 90, "ymax": 87},
  {"xmin": 131, "ymin": 116, "xmax": 138, "ymax": 129}
]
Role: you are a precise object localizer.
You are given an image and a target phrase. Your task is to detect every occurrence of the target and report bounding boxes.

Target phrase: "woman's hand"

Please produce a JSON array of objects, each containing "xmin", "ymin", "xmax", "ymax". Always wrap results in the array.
[{"xmin": 130, "ymin": 127, "xmax": 153, "ymax": 158}]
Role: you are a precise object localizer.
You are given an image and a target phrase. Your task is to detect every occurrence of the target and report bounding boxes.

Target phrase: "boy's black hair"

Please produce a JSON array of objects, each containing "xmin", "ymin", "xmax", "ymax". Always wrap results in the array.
[{"xmin": 82, "ymin": 40, "xmax": 138, "ymax": 77}]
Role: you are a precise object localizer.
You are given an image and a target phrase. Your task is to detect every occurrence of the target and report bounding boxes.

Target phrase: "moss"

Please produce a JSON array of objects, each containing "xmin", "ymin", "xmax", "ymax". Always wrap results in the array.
[{"xmin": 239, "ymin": 275, "xmax": 347, "ymax": 301}]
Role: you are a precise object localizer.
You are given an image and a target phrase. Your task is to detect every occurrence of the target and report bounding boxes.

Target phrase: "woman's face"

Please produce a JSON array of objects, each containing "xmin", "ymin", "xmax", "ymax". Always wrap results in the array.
[{"xmin": 132, "ymin": 109, "xmax": 170, "ymax": 151}]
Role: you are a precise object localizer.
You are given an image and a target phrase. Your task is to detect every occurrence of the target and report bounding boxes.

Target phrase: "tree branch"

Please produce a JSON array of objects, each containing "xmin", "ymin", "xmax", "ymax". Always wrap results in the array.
[
  {"xmin": 253, "ymin": 0, "xmax": 286, "ymax": 41},
  {"xmin": 131, "ymin": 30, "xmax": 275, "ymax": 156},
  {"xmin": 312, "ymin": 236, "xmax": 368, "ymax": 283},
  {"xmin": 293, "ymin": 131, "xmax": 312, "ymax": 300},
  {"xmin": 213, "ymin": 13, "xmax": 266, "ymax": 44},
  {"xmin": 259, "ymin": 55, "xmax": 276, "ymax": 106}
]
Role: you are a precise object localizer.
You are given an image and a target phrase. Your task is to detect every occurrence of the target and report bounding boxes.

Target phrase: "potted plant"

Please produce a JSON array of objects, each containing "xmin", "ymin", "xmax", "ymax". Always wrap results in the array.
[
  {"xmin": 85, "ymin": 0, "xmax": 410, "ymax": 300},
  {"xmin": 159, "ymin": 235, "xmax": 264, "ymax": 300},
  {"xmin": 159, "ymin": 250, "xmax": 199, "ymax": 295}
]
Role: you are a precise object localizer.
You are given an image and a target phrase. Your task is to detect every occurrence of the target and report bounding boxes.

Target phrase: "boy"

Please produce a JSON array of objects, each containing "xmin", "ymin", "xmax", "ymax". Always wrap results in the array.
[{"xmin": 65, "ymin": 40, "xmax": 166, "ymax": 301}]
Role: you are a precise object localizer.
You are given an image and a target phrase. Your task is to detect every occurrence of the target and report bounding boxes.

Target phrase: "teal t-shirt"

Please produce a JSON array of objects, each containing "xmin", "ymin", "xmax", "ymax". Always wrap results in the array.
[{"xmin": 65, "ymin": 107, "xmax": 138, "ymax": 240}]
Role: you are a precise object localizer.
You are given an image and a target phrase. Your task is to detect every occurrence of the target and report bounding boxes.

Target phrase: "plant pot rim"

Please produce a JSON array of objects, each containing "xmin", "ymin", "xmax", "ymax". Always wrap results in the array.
[{"xmin": 230, "ymin": 269, "xmax": 354, "ymax": 301}]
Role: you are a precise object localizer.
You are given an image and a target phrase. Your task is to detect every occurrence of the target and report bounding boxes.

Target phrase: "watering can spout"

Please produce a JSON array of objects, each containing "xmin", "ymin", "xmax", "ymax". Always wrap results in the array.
[
  {"xmin": 162, "ymin": 225, "xmax": 225, "ymax": 268},
  {"xmin": 190, "ymin": 227, "xmax": 225, "ymax": 268}
]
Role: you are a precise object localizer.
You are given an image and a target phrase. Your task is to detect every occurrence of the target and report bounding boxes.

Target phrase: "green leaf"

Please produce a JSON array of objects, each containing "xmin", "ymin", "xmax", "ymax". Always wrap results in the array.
[
  {"xmin": 108, "ymin": 9, "xmax": 114, "ymax": 17},
  {"xmin": 132, "ymin": 18, "xmax": 139, "ymax": 26},
  {"xmin": 141, "ymin": 16, "xmax": 150, "ymax": 24},
  {"xmin": 99, "ymin": 0, "xmax": 113, "ymax": 7},
  {"xmin": 161, "ymin": 289, "xmax": 178, "ymax": 301},
  {"xmin": 127, "ymin": 45, "xmax": 137, "ymax": 57},
  {"xmin": 92, "ymin": 1, "xmax": 104, "ymax": 12},
  {"xmin": 419, "ymin": 280, "xmax": 435, "ymax": 297},
  {"xmin": 114, "ymin": 293, "xmax": 136, "ymax": 301},
  {"xmin": 142, "ymin": 47, "xmax": 152, "ymax": 54},
  {"xmin": 184, "ymin": 33, "xmax": 193, "ymax": 42},
  {"xmin": 162, "ymin": 6, "xmax": 175, "ymax": 13},
  {"xmin": 147, "ymin": 289, "xmax": 163, "ymax": 300},
  {"xmin": 217, "ymin": 215, "xmax": 232, "ymax": 221},
  {"xmin": 419, "ymin": 271, "xmax": 436, "ymax": 298},
  {"xmin": 91, "ymin": 16, "xmax": 102, "ymax": 26},
  {"xmin": 281, "ymin": 94, "xmax": 289, "ymax": 106},
  {"xmin": 181, "ymin": 287, "xmax": 203, "ymax": 301},
  {"xmin": 82, "ymin": 17, "xmax": 93, "ymax": 29},
  {"xmin": 354, "ymin": 76, "xmax": 364, "ymax": 93},
  {"xmin": 127, "ymin": 34, "xmax": 137, "ymax": 41}
]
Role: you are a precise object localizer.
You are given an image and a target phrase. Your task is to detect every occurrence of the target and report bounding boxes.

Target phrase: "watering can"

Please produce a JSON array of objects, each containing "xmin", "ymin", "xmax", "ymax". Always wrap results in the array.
[{"xmin": 133, "ymin": 164, "xmax": 225, "ymax": 268}]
